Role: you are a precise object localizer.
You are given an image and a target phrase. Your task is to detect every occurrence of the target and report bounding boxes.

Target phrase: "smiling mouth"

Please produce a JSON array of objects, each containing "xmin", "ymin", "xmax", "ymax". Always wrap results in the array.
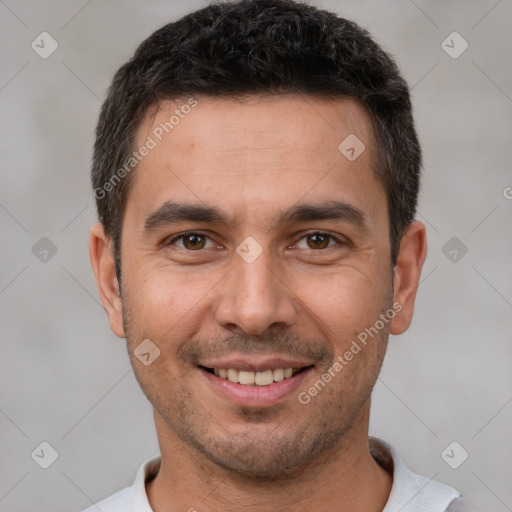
[{"xmin": 199, "ymin": 366, "xmax": 312, "ymax": 386}]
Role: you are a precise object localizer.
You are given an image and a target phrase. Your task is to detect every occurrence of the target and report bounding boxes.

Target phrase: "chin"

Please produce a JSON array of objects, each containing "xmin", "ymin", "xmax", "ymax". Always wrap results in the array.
[
  {"xmin": 203, "ymin": 448, "xmax": 308, "ymax": 481},
  {"xmin": 192, "ymin": 426, "xmax": 342, "ymax": 482}
]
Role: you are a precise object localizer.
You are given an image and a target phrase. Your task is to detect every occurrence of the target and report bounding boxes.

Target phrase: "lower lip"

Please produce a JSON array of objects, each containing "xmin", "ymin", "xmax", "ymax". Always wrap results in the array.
[{"xmin": 201, "ymin": 367, "xmax": 313, "ymax": 407}]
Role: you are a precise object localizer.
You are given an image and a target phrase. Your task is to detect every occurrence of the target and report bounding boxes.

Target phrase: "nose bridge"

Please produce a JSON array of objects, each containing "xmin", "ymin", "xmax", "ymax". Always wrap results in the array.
[
  {"xmin": 236, "ymin": 247, "xmax": 277, "ymax": 303},
  {"xmin": 214, "ymin": 240, "xmax": 296, "ymax": 335}
]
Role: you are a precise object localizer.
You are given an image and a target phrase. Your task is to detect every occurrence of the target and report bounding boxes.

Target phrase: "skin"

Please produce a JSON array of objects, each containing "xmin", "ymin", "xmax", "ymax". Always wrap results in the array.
[{"xmin": 90, "ymin": 95, "xmax": 427, "ymax": 512}]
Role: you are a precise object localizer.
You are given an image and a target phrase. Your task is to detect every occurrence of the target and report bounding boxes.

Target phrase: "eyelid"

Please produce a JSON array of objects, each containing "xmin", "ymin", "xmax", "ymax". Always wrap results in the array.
[
  {"xmin": 290, "ymin": 231, "xmax": 346, "ymax": 250},
  {"xmin": 166, "ymin": 231, "xmax": 219, "ymax": 250},
  {"xmin": 165, "ymin": 230, "xmax": 347, "ymax": 251}
]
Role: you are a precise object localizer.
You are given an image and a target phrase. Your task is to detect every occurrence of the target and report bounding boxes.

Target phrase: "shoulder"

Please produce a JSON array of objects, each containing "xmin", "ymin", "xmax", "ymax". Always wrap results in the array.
[
  {"xmin": 79, "ymin": 455, "xmax": 161, "ymax": 512},
  {"xmin": 370, "ymin": 437, "xmax": 468, "ymax": 512}
]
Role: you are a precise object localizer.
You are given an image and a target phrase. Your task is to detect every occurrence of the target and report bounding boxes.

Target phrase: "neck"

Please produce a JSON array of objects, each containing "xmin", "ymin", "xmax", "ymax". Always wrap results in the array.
[{"xmin": 147, "ymin": 405, "xmax": 392, "ymax": 512}]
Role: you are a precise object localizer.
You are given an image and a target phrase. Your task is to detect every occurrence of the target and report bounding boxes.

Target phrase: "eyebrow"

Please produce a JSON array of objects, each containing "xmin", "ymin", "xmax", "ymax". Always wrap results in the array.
[{"xmin": 143, "ymin": 200, "xmax": 368, "ymax": 234}]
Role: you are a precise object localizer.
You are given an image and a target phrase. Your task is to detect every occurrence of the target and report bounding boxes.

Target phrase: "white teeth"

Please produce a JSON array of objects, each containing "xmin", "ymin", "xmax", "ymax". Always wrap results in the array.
[
  {"xmin": 227, "ymin": 368, "xmax": 239, "ymax": 383},
  {"xmin": 211, "ymin": 367, "xmax": 300, "ymax": 386},
  {"xmin": 254, "ymin": 369, "xmax": 273, "ymax": 386},
  {"xmin": 238, "ymin": 370, "xmax": 255, "ymax": 385},
  {"xmin": 273, "ymin": 368, "xmax": 284, "ymax": 382}
]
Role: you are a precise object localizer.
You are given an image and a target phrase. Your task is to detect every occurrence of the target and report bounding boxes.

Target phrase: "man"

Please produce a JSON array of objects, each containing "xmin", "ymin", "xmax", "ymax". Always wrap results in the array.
[{"xmin": 87, "ymin": 0, "xmax": 473, "ymax": 510}]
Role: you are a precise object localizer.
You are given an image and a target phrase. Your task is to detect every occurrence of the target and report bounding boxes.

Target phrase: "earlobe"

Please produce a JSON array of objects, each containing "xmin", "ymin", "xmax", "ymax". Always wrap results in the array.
[
  {"xmin": 389, "ymin": 221, "xmax": 427, "ymax": 335},
  {"xmin": 89, "ymin": 223, "xmax": 126, "ymax": 338}
]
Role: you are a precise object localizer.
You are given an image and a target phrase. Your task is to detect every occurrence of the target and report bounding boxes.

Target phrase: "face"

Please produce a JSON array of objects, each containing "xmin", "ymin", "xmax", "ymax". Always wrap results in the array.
[{"xmin": 91, "ymin": 95, "xmax": 425, "ymax": 479}]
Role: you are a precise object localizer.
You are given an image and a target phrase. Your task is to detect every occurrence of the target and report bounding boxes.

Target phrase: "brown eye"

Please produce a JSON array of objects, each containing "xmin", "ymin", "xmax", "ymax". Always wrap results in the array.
[
  {"xmin": 168, "ymin": 233, "xmax": 215, "ymax": 251},
  {"xmin": 306, "ymin": 233, "xmax": 331, "ymax": 249},
  {"xmin": 182, "ymin": 233, "xmax": 206, "ymax": 250}
]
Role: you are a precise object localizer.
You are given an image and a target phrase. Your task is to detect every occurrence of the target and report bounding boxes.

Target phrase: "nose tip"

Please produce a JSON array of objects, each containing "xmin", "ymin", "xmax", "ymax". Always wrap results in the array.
[{"xmin": 214, "ymin": 249, "xmax": 297, "ymax": 336}]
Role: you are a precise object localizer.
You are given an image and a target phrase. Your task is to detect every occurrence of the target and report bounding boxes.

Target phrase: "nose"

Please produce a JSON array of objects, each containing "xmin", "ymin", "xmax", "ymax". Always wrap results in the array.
[{"xmin": 214, "ymin": 245, "xmax": 298, "ymax": 336}]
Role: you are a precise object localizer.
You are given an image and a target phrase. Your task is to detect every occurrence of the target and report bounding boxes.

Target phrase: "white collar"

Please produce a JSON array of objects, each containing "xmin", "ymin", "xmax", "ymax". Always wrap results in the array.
[
  {"xmin": 369, "ymin": 437, "xmax": 462, "ymax": 511},
  {"xmin": 97, "ymin": 436, "xmax": 462, "ymax": 511}
]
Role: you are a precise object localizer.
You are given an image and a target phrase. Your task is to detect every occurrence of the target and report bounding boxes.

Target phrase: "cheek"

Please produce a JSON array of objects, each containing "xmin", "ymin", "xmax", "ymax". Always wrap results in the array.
[
  {"xmin": 290, "ymin": 267, "xmax": 388, "ymax": 339},
  {"xmin": 123, "ymin": 261, "xmax": 219, "ymax": 341}
]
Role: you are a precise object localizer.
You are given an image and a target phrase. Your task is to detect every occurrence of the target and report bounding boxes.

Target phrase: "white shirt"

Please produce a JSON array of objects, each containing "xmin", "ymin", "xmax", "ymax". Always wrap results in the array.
[{"xmin": 82, "ymin": 437, "xmax": 474, "ymax": 512}]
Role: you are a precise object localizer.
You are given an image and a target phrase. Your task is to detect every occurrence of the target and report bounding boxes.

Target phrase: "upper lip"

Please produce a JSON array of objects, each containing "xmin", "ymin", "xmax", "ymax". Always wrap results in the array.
[{"xmin": 198, "ymin": 355, "xmax": 315, "ymax": 372}]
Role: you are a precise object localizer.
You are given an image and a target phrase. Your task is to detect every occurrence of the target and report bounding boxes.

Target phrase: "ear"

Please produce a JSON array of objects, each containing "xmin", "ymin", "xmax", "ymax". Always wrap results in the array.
[
  {"xmin": 389, "ymin": 220, "xmax": 427, "ymax": 335},
  {"xmin": 89, "ymin": 223, "xmax": 125, "ymax": 338}
]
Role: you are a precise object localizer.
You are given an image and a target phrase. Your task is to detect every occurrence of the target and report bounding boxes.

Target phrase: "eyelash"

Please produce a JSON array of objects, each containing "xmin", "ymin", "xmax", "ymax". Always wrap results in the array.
[{"xmin": 166, "ymin": 231, "xmax": 346, "ymax": 251}]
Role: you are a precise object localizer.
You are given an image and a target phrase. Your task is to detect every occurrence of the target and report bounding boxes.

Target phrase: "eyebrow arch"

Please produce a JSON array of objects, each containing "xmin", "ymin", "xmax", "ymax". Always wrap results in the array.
[
  {"xmin": 144, "ymin": 202, "xmax": 229, "ymax": 233},
  {"xmin": 283, "ymin": 201, "xmax": 368, "ymax": 231},
  {"xmin": 143, "ymin": 200, "xmax": 368, "ymax": 234}
]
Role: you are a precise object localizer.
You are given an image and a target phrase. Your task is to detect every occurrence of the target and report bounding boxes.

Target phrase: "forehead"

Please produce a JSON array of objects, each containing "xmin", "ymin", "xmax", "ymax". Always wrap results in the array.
[
  {"xmin": 136, "ymin": 94, "xmax": 375, "ymax": 161},
  {"xmin": 127, "ymin": 94, "xmax": 385, "ymax": 230}
]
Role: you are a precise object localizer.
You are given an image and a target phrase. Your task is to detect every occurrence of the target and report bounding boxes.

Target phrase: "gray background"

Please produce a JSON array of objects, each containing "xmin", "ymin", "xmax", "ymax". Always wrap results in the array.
[{"xmin": 1, "ymin": 0, "xmax": 511, "ymax": 511}]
